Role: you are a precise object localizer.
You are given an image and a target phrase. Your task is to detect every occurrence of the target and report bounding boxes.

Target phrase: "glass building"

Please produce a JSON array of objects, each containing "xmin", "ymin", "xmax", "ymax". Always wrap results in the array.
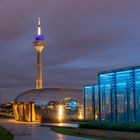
[
  {"xmin": 84, "ymin": 85, "xmax": 99, "ymax": 120},
  {"xmin": 84, "ymin": 66, "xmax": 140, "ymax": 123}
]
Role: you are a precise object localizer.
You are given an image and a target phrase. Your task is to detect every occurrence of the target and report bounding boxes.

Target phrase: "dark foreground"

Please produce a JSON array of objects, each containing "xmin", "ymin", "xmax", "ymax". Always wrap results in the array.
[{"xmin": 0, "ymin": 125, "xmax": 13, "ymax": 140}]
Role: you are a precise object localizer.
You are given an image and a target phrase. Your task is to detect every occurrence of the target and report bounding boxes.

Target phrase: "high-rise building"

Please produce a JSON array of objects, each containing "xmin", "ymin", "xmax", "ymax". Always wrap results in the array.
[{"xmin": 33, "ymin": 17, "xmax": 46, "ymax": 89}]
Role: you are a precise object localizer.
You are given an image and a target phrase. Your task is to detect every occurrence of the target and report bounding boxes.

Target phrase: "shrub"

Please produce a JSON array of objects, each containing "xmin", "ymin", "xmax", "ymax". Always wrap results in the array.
[{"xmin": 79, "ymin": 120, "xmax": 140, "ymax": 132}]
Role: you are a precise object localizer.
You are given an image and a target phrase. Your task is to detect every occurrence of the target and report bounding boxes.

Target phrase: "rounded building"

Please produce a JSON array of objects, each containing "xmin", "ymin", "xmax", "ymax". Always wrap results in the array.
[
  {"xmin": 13, "ymin": 88, "xmax": 83, "ymax": 122},
  {"xmin": 15, "ymin": 88, "xmax": 83, "ymax": 106}
]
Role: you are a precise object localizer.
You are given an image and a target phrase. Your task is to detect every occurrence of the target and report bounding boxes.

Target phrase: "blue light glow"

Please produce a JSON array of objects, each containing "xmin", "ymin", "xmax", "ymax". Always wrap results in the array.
[
  {"xmin": 85, "ymin": 86, "xmax": 93, "ymax": 93},
  {"xmin": 33, "ymin": 35, "xmax": 45, "ymax": 41},
  {"xmin": 68, "ymin": 101, "xmax": 77, "ymax": 108}
]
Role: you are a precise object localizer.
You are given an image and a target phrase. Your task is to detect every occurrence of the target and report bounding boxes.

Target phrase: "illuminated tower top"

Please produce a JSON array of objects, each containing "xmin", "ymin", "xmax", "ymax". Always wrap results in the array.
[{"xmin": 33, "ymin": 17, "xmax": 46, "ymax": 50}]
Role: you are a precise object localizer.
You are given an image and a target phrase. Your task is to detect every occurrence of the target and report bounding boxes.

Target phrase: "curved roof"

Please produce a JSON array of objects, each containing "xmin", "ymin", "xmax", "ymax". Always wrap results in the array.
[{"xmin": 15, "ymin": 88, "xmax": 83, "ymax": 106}]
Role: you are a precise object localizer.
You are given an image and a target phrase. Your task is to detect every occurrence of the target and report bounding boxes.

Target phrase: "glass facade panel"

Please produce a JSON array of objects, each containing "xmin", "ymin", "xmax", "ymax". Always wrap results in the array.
[
  {"xmin": 84, "ymin": 86, "xmax": 94, "ymax": 119},
  {"xmin": 84, "ymin": 85, "xmax": 99, "ymax": 120},
  {"xmin": 99, "ymin": 73, "xmax": 115, "ymax": 121},
  {"xmin": 135, "ymin": 69, "xmax": 140, "ymax": 122},
  {"xmin": 98, "ymin": 69, "xmax": 137, "ymax": 123},
  {"xmin": 116, "ymin": 70, "xmax": 134, "ymax": 123},
  {"xmin": 94, "ymin": 85, "xmax": 99, "ymax": 120}
]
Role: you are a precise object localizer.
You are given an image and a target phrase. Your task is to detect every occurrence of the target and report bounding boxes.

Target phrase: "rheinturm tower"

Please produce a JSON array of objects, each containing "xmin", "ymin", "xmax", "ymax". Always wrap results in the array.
[{"xmin": 33, "ymin": 17, "xmax": 46, "ymax": 89}]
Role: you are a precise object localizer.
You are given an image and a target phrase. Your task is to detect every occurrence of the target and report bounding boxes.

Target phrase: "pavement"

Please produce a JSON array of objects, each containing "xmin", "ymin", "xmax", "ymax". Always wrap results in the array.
[
  {"xmin": 41, "ymin": 122, "xmax": 79, "ymax": 128},
  {"xmin": 0, "ymin": 119, "xmax": 96, "ymax": 140}
]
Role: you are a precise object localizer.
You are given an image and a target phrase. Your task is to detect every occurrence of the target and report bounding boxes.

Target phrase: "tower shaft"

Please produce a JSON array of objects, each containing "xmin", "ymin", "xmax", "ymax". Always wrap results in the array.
[{"xmin": 36, "ymin": 51, "xmax": 43, "ymax": 89}]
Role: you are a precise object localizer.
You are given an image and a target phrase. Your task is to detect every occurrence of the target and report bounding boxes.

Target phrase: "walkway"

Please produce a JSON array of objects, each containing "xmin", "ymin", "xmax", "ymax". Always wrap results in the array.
[
  {"xmin": 41, "ymin": 122, "xmax": 79, "ymax": 128},
  {"xmin": 0, "ymin": 119, "xmax": 95, "ymax": 140}
]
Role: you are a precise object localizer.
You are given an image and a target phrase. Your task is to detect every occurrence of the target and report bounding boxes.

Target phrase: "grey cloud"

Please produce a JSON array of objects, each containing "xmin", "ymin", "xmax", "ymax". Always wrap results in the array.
[{"xmin": 0, "ymin": 0, "xmax": 140, "ymax": 102}]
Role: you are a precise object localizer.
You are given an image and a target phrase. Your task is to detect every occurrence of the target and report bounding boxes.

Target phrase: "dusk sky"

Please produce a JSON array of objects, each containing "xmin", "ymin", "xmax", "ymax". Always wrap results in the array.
[{"xmin": 1, "ymin": 0, "xmax": 140, "ymax": 102}]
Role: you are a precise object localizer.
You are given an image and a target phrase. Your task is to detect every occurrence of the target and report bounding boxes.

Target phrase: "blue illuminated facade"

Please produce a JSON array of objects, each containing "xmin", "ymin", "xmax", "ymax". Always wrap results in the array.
[
  {"xmin": 84, "ymin": 66, "xmax": 140, "ymax": 123},
  {"xmin": 84, "ymin": 85, "xmax": 99, "ymax": 120}
]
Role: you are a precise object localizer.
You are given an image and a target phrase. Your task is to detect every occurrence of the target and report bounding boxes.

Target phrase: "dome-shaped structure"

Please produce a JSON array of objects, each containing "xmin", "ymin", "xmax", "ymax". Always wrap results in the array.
[
  {"xmin": 13, "ymin": 88, "xmax": 83, "ymax": 122},
  {"xmin": 15, "ymin": 88, "xmax": 83, "ymax": 106}
]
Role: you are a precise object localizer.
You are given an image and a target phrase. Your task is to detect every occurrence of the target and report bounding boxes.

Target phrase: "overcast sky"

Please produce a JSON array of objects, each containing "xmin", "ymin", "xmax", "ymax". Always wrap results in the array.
[{"xmin": 0, "ymin": 0, "xmax": 140, "ymax": 103}]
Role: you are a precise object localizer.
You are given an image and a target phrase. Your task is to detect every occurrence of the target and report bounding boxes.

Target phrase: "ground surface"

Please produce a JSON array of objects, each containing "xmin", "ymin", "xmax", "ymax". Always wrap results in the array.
[
  {"xmin": 0, "ymin": 125, "xmax": 13, "ymax": 140},
  {"xmin": 51, "ymin": 127, "xmax": 120, "ymax": 140},
  {"xmin": 0, "ymin": 119, "xmax": 95, "ymax": 140}
]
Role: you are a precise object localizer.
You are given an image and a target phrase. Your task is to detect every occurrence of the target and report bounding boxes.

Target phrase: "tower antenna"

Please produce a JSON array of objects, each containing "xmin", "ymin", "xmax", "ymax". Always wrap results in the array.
[{"xmin": 38, "ymin": 17, "xmax": 41, "ymax": 35}]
